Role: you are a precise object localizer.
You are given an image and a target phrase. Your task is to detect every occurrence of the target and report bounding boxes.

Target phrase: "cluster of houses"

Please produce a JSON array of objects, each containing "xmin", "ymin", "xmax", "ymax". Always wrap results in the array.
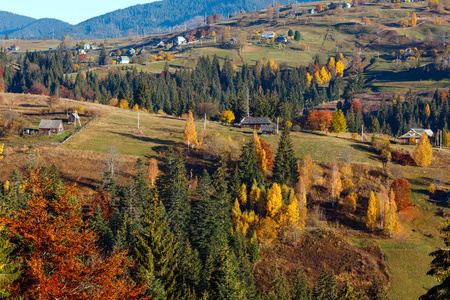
[
  {"xmin": 308, "ymin": 2, "xmax": 351, "ymax": 14},
  {"xmin": 238, "ymin": 116, "xmax": 437, "ymax": 144},
  {"xmin": 36, "ymin": 111, "xmax": 80, "ymax": 135}
]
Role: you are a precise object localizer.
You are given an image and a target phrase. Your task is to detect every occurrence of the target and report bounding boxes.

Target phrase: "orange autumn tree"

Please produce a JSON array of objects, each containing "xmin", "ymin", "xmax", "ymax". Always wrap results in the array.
[
  {"xmin": 390, "ymin": 177, "xmax": 412, "ymax": 211},
  {"xmin": 307, "ymin": 110, "xmax": 333, "ymax": 132},
  {"xmin": 1, "ymin": 170, "xmax": 146, "ymax": 300}
]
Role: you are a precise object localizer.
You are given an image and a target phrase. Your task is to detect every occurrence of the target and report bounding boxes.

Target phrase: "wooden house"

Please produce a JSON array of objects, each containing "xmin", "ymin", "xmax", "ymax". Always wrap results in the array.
[
  {"xmin": 38, "ymin": 120, "xmax": 64, "ymax": 135},
  {"xmin": 261, "ymin": 124, "xmax": 275, "ymax": 134},
  {"xmin": 398, "ymin": 128, "xmax": 433, "ymax": 145},
  {"xmin": 240, "ymin": 117, "xmax": 272, "ymax": 129}
]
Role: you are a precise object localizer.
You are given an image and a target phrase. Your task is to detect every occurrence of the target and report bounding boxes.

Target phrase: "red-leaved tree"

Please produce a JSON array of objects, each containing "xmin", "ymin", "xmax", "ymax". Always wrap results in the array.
[
  {"xmin": 307, "ymin": 110, "xmax": 333, "ymax": 132},
  {"xmin": 29, "ymin": 83, "xmax": 49, "ymax": 96},
  {"xmin": 2, "ymin": 170, "xmax": 147, "ymax": 299},
  {"xmin": 390, "ymin": 177, "xmax": 413, "ymax": 211}
]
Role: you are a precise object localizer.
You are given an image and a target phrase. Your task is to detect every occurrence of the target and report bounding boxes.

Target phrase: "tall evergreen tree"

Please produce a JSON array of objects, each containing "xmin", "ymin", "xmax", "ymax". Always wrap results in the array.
[
  {"xmin": 292, "ymin": 265, "xmax": 311, "ymax": 300},
  {"xmin": 157, "ymin": 148, "xmax": 190, "ymax": 240},
  {"xmin": 239, "ymin": 140, "xmax": 264, "ymax": 188},
  {"xmin": 273, "ymin": 126, "xmax": 297, "ymax": 185}
]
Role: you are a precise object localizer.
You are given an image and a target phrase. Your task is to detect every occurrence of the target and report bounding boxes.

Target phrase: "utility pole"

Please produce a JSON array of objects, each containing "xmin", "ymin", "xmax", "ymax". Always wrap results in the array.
[
  {"xmin": 204, "ymin": 113, "xmax": 207, "ymax": 130},
  {"xmin": 277, "ymin": 117, "xmax": 279, "ymax": 135},
  {"xmin": 138, "ymin": 111, "xmax": 140, "ymax": 130},
  {"xmin": 361, "ymin": 125, "xmax": 364, "ymax": 142}
]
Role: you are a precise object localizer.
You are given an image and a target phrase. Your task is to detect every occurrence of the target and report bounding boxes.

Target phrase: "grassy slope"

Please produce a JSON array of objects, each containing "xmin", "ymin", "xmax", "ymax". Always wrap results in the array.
[{"xmin": 62, "ymin": 106, "xmax": 449, "ymax": 299}]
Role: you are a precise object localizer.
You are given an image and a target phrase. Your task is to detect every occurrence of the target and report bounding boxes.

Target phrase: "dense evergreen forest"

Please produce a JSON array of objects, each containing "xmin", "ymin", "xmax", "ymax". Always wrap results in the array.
[
  {"xmin": 0, "ymin": 47, "xmax": 448, "ymax": 136},
  {"xmin": 0, "ymin": 129, "xmax": 390, "ymax": 298}
]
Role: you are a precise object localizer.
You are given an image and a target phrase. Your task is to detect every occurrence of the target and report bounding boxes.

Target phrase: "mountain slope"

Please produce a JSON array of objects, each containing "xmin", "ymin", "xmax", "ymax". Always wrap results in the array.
[
  {"xmin": 59, "ymin": 0, "xmax": 289, "ymax": 39},
  {"xmin": 11, "ymin": 18, "xmax": 72, "ymax": 39},
  {"xmin": 0, "ymin": 11, "xmax": 36, "ymax": 34}
]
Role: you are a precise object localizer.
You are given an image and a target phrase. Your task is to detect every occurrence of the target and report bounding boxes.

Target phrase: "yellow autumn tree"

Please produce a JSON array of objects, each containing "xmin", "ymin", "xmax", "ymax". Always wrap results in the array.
[
  {"xmin": 384, "ymin": 190, "xmax": 400, "ymax": 236},
  {"xmin": 257, "ymin": 216, "xmax": 278, "ymax": 244},
  {"xmin": 239, "ymin": 184, "xmax": 248, "ymax": 206},
  {"xmin": 132, "ymin": 104, "xmax": 139, "ymax": 110},
  {"xmin": 314, "ymin": 71, "xmax": 324, "ymax": 85},
  {"xmin": 425, "ymin": 104, "xmax": 431, "ymax": 118},
  {"xmin": 279, "ymin": 194, "xmax": 301, "ymax": 238},
  {"xmin": 249, "ymin": 181, "xmax": 261, "ymax": 210},
  {"xmin": 183, "ymin": 110, "xmax": 197, "ymax": 148},
  {"xmin": 0, "ymin": 144, "xmax": 3, "ymax": 160},
  {"xmin": 335, "ymin": 61, "xmax": 344, "ymax": 77},
  {"xmin": 366, "ymin": 191, "xmax": 377, "ymax": 231},
  {"xmin": 343, "ymin": 192, "xmax": 357, "ymax": 213},
  {"xmin": 253, "ymin": 131, "xmax": 267, "ymax": 173},
  {"xmin": 220, "ymin": 110, "xmax": 235, "ymax": 124},
  {"xmin": 267, "ymin": 183, "xmax": 283, "ymax": 218},
  {"xmin": 319, "ymin": 66, "xmax": 331, "ymax": 83},
  {"xmin": 306, "ymin": 72, "xmax": 312, "ymax": 87},
  {"xmin": 330, "ymin": 161, "xmax": 342, "ymax": 208},
  {"xmin": 298, "ymin": 154, "xmax": 314, "ymax": 193},
  {"xmin": 119, "ymin": 99, "xmax": 129, "ymax": 109},
  {"xmin": 327, "ymin": 57, "xmax": 336, "ymax": 74},
  {"xmin": 377, "ymin": 186, "xmax": 389, "ymax": 230},
  {"xmin": 413, "ymin": 134, "xmax": 432, "ymax": 167},
  {"xmin": 411, "ymin": 12, "xmax": 417, "ymax": 27},
  {"xmin": 147, "ymin": 158, "xmax": 159, "ymax": 186}
]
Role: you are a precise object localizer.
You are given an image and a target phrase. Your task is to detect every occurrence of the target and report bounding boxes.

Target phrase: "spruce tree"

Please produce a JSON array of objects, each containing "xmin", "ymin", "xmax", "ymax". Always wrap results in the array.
[
  {"xmin": 270, "ymin": 268, "xmax": 291, "ymax": 300},
  {"xmin": 239, "ymin": 140, "xmax": 264, "ymax": 188},
  {"xmin": 0, "ymin": 228, "xmax": 20, "ymax": 298},
  {"xmin": 273, "ymin": 126, "xmax": 297, "ymax": 185},
  {"xmin": 191, "ymin": 169, "xmax": 222, "ymax": 261},
  {"xmin": 157, "ymin": 148, "xmax": 190, "ymax": 239},
  {"xmin": 292, "ymin": 265, "xmax": 311, "ymax": 300},
  {"xmin": 133, "ymin": 201, "xmax": 178, "ymax": 299}
]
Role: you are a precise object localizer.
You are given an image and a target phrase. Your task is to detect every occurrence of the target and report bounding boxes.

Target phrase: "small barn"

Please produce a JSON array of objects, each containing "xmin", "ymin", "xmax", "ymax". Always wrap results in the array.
[
  {"xmin": 119, "ymin": 56, "xmax": 130, "ymax": 64},
  {"xmin": 398, "ymin": 128, "xmax": 433, "ymax": 145},
  {"xmin": 261, "ymin": 124, "xmax": 275, "ymax": 134},
  {"xmin": 38, "ymin": 120, "xmax": 64, "ymax": 135},
  {"xmin": 240, "ymin": 117, "xmax": 272, "ymax": 129}
]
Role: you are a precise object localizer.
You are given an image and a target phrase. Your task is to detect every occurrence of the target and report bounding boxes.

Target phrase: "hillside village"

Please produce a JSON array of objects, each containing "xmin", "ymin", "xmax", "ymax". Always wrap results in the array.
[{"xmin": 0, "ymin": 0, "xmax": 450, "ymax": 299}]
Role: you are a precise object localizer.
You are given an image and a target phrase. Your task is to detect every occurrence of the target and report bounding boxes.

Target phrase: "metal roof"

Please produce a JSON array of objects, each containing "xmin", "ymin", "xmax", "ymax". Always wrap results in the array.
[
  {"xmin": 38, "ymin": 119, "xmax": 63, "ymax": 129},
  {"xmin": 240, "ymin": 117, "xmax": 272, "ymax": 125}
]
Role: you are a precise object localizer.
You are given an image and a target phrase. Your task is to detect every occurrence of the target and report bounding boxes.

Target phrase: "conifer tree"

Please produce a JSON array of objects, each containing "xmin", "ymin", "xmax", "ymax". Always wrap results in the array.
[
  {"xmin": 270, "ymin": 269, "xmax": 291, "ymax": 300},
  {"xmin": 413, "ymin": 134, "xmax": 433, "ymax": 167},
  {"xmin": 134, "ymin": 201, "xmax": 178, "ymax": 299},
  {"xmin": 314, "ymin": 267, "xmax": 329, "ymax": 300},
  {"xmin": 421, "ymin": 220, "xmax": 450, "ymax": 300},
  {"xmin": 209, "ymin": 245, "xmax": 244, "ymax": 300},
  {"xmin": 239, "ymin": 140, "xmax": 264, "ymax": 188},
  {"xmin": 292, "ymin": 265, "xmax": 311, "ymax": 300},
  {"xmin": 157, "ymin": 148, "xmax": 190, "ymax": 239},
  {"xmin": 273, "ymin": 126, "xmax": 297, "ymax": 185},
  {"xmin": 0, "ymin": 226, "xmax": 20, "ymax": 298},
  {"xmin": 191, "ymin": 169, "xmax": 222, "ymax": 261}
]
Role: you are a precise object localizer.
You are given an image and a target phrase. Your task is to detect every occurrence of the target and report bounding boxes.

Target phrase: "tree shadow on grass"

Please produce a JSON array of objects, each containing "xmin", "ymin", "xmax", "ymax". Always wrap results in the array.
[
  {"xmin": 111, "ymin": 131, "xmax": 176, "ymax": 144},
  {"xmin": 350, "ymin": 143, "xmax": 379, "ymax": 161}
]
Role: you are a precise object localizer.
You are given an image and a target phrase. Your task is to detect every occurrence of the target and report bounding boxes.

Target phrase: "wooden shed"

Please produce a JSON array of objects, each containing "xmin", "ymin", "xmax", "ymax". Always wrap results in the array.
[
  {"xmin": 240, "ymin": 117, "xmax": 272, "ymax": 130},
  {"xmin": 38, "ymin": 120, "xmax": 64, "ymax": 135}
]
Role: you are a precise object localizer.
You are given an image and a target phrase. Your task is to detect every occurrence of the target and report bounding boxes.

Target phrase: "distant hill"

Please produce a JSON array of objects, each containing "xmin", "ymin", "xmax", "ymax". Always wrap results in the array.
[
  {"xmin": 59, "ymin": 0, "xmax": 290, "ymax": 39},
  {"xmin": 11, "ymin": 18, "xmax": 73, "ymax": 39},
  {"xmin": 0, "ymin": 11, "xmax": 36, "ymax": 35},
  {"xmin": 2, "ymin": 0, "xmax": 291, "ymax": 40}
]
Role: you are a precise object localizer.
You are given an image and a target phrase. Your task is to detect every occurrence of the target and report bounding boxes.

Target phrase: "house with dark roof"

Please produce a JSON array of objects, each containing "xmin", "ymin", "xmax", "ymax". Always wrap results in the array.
[
  {"xmin": 240, "ymin": 117, "xmax": 272, "ymax": 129},
  {"xmin": 261, "ymin": 124, "xmax": 275, "ymax": 134},
  {"xmin": 38, "ymin": 120, "xmax": 64, "ymax": 135},
  {"xmin": 398, "ymin": 128, "xmax": 434, "ymax": 145}
]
